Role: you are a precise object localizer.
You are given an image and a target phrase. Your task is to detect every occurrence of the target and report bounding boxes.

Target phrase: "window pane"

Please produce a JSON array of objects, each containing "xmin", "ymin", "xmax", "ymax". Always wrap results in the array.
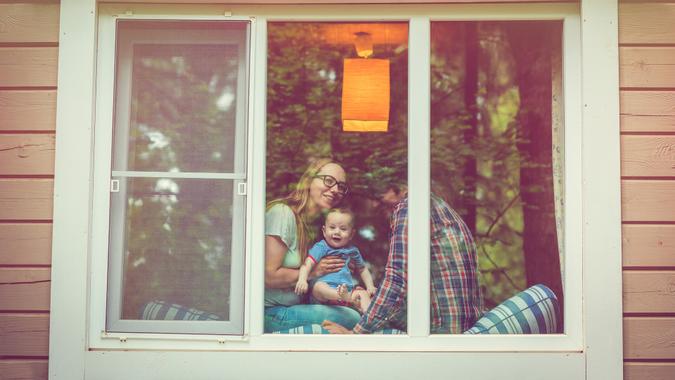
[
  {"xmin": 110, "ymin": 178, "xmax": 234, "ymax": 322},
  {"xmin": 265, "ymin": 22, "xmax": 408, "ymax": 334},
  {"xmin": 106, "ymin": 21, "xmax": 248, "ymax": 334},
  {"xmin": 430, "ymin": 21, "xmax": 563, "ymax": 334},
  {"xmin": 112, "ymin": 22, "xmax": 247, "ymax": 174}
]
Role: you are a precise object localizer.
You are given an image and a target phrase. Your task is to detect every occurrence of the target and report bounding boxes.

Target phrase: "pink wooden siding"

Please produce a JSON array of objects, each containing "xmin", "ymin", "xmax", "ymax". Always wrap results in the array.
[
  {"xmin": 0, "ymin": 2, "xmax": 58, "ymax": 379},
  {"xmin": 620, "ymin": 2, "xmax": 675, "ymax": 379}
]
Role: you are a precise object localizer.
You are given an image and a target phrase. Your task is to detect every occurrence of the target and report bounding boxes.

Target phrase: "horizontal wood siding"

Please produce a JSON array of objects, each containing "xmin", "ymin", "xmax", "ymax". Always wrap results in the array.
[
  {"xmin": 0, "ymin": 224, "xmax": 52, "ymax": 265},
  {"xmin": 0, "ymin": 134, "xmax": 55, "ymax": 175},
  {"xmin": 0, "ymin": 3, "xmax": 57, "ymax": 378},
  {"xmin": 0, "ymin": 361, "xmax": 48, "ymax": 380},
  {"xmin": 0, "ymin": 90, "xmax": 57, "ymax": 132},
  {"xmin": 620, "ymin": 3, "xmax": 675, "ymax": 380},
  {"xmin": 623, "ymin": 225, "xmax": 675, "ymax": 267},
  {"xmin": 0, "ymin": 268, "xmax": 50, "ymax": 311}
]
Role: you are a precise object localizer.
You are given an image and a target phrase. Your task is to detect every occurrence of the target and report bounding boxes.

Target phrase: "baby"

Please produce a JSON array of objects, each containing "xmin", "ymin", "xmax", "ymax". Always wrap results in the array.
[{"xmin": 295, "ymin": 208, "xmax": 376, "ymax": 313}]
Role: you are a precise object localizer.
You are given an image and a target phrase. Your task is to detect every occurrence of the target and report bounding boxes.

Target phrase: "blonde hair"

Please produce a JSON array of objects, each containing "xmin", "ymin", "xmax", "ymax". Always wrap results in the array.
[{"xmin": 267, "ymin": 158, "xmax": 344, "ymax": 261}]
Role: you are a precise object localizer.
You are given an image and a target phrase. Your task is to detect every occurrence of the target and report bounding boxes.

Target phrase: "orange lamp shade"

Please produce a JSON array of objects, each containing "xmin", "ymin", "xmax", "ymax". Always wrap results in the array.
[{"xmin": 341, "ymin": 58, "xmax": 390, "ymax": 132}]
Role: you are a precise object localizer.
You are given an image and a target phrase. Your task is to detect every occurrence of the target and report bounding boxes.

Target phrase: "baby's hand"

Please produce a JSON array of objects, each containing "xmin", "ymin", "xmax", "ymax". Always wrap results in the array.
[
  {"xmin": 367, "ymin": 286, "xmax": 377, "ymax": 296},
  {"xmin": 295, "ymin": 280, "xmax": 308, "ymax": 295}
]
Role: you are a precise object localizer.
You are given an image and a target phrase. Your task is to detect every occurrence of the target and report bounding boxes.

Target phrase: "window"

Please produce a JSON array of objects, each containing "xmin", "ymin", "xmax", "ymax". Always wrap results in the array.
[
  {"xmin": 87, "ymin": 6, "xmax": 581, "ymax": 345},
  {"xmin": 99, "ymin": 20, "xmax": 250, "ymax": 334}
]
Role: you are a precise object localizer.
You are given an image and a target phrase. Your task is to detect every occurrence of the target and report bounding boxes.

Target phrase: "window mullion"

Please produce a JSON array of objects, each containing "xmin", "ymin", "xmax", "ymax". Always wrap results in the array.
[{"xmin": 407, "ymin": 16, "xmax": 431, "ymax": 338}]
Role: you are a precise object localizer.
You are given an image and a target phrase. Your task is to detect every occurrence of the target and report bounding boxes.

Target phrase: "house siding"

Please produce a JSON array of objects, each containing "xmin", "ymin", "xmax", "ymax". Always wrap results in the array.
[
  {"xmin": 0, "ymin": 2, "xmax": 58, "ymax": 379},
  {"xmin": 620, "ymin": 2, "xmax": 675, "ymax": 379},
  {"xmin": 0, "ymin": 1, "xmax": 672, "ymax": 379}
]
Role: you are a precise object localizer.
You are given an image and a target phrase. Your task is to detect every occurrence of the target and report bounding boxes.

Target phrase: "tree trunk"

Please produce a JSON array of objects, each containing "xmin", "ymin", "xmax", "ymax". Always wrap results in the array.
[
  {"xmin": 506, "ymin": 22, "xmax": 564, "ymax": 328},
  {"xmin": 463, "ymin": 23, "xmax": 479, "ymax": 235}
]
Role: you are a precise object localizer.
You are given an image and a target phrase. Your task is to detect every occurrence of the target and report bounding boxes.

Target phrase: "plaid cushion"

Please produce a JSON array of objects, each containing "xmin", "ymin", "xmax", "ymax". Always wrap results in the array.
[
  {"xmin": 464, "ymin": 284, "xmax": 560, "ymax": 334},
  {"xmin": 140, "ymin": 300, "xmax": 222, "ymax": 321}
]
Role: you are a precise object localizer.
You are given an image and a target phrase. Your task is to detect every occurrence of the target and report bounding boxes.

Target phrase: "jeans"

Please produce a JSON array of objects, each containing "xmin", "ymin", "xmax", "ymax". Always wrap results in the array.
[{"xmin": 264, "ymin": 304, "xmax": 360, "ymax": 333}]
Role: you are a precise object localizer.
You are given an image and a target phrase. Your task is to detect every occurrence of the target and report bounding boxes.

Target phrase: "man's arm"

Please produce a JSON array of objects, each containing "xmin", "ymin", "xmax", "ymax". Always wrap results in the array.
[{"xmin": 353, "ymin": 201, "xmax": 408, "ymax": 334}]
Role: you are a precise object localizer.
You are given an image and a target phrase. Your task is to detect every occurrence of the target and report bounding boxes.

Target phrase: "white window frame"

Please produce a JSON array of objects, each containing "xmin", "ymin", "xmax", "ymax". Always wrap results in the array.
[
  {"xmin": 101, "ymin": 19, "xmax": 251, "ymax": 335},
  {"xmin": 49, "ymin": 1, "xmax": 622, "ymax": 379}
]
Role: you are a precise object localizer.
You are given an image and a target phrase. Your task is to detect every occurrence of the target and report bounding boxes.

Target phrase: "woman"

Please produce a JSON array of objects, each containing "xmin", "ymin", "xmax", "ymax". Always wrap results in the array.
[{"xmin": 264, "ymin": 158, "xmax": 361, "ymax": 332}]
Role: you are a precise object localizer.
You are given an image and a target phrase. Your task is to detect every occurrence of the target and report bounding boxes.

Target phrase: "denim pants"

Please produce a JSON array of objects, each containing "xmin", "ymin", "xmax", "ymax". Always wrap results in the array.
[{"xmin": 264, "ymin": 304, "xmax": 360, "ymax": 333}]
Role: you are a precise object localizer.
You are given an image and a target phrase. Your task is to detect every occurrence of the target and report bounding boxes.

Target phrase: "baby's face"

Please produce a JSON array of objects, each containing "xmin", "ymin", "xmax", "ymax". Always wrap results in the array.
[{"xmin": 322, "ymin": 212, "xmax": 354, "ymax": 249}]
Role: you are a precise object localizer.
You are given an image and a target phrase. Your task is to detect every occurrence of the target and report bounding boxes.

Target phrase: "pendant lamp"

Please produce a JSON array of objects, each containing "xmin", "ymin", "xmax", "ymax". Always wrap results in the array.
[{"xmin": 341, "ymin": 33, "xmax": 390, "ymax": 132}]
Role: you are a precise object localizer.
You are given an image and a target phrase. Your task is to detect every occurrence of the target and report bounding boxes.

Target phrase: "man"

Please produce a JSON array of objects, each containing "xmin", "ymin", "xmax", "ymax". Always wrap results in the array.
[{"xmin": 323, "ymin": 186, "xmax": 484, "ymax": 334}]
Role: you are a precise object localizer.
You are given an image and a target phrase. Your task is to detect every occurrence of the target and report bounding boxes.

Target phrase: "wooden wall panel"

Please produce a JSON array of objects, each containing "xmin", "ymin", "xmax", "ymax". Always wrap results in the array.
[
  {"xmin": 0, "ymin": 314, "xmax": 49, "ymax": 356},
  {"xmin": 0, "ymin": 2, "xmax": 58, "ymax": 377},
  {"xmin": 0, "ymin": 268, "xmax": 50, "ymax": 311},
  {"xmin": 619, "ymin": 3, "xmax": 675, "ymax": 44},
  {"xmin": 620, "ymin": 47, "xmax": 675, "ymax": 88},
  {"xmin": 0, "ymin": 360, "xmax": 48, "ymax": 380},
  {"xmin": 620, "ymin": 91, "xmax": 675, "ymax": 132},
  {"xmin": 0, "ymin": 47, "xmax": 58, "ymax": 88},
  {"xmin": 623, "ymin": 225, "xmax": 675, "ymax": 267},
  {"xmin": 622, "ymin": 180, "xmax": 675, "ymax": 222},
  {"xmin": 623, "ymin": 271, "xmax": 675, "ymax": 313},
  {"xmin": 0, "ymin": 179, "xmax": 53, "ymax": 220},
  {"xmin": 0, "ymin": 134, "xmax": 55, "ymax": 175},
  {"xmin": 0, "ymin": 90, "xmax": 57, "ymax": 131},
  {"xmin": 624, "ymin": 317, "xmax": 675, "ymax": 359},
  {"xmin": 625, "ymin": 363, "xmax": 675, "ymax": 380},
  {"xmin": 0, "ymin": 223, "xmax": 52, "ymax": 265},
  {"xmin": 0, "ymin": 3, "xmax": 59, "ymax": 43},
  {"xmin": 621, "ymin": 135, "xmax": 675, "ymax": 177}
]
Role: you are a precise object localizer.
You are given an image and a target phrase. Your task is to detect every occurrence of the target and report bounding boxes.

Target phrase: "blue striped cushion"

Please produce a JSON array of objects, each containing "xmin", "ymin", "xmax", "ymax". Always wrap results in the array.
[
  {"xmin": 140, "ymin": 300, "xmax": 222, "ymax": 321},
  {"xmin": 464, "ymin": 284, "xmax": 560, "ymax": 335},
  {"xmin": 273, "ymin": 325, "xmax": 405, "ymax": 334}
]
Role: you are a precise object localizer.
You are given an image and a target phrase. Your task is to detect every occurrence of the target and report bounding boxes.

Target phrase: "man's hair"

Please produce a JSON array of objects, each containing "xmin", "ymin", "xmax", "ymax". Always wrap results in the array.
[{"xmin": 325, "ymin": 208, "xmax": 355, "ymax": 226}]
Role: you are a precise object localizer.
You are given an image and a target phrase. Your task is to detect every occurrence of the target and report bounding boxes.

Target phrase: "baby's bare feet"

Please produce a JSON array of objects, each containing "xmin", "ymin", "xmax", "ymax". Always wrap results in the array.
[
  {"xmin": 336, "ymin": 284, "xmax": 350, "ymax": 303},
  {"xmin": 351, "ymin": 289, "xmax": 371, "ymax": 314}
]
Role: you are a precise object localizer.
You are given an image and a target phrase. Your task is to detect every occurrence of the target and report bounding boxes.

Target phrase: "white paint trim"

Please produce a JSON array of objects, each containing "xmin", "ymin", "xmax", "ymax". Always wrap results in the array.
[
  {"xmin": 48, "ymin": 1, "xmax": 622, "ymax": 378},
  {"xmin": 580, "ymin": 1, "xmax": 623, "ymax": 379},
  {"xmin": 110, "ymin": 171, "xmax": 247, "ymax": 179},
  {"xmin": 407, "ymin": 17, "xmax": 431, "ymax": 338},
  {"xmin": 48, "ymin": 0, "xmax": 97, "ymax": 379}
]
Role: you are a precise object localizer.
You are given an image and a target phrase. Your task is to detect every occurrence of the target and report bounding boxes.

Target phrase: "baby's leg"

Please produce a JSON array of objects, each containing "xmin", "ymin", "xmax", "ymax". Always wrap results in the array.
[
  {"xmin": 312, "ymin": 282, "xmax": 350, "ymax": 303},
  {"xmin": 351, "ymin": 289, "xmax": 372, "ymax": 314}
]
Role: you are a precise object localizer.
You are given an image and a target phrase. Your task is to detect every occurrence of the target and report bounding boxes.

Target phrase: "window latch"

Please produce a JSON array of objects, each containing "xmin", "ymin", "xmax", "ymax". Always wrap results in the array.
[
  {"xmin": 237, "ymin": 182, "xmax": 247, "ymax": 196},
  {"xmin": 110, "ymin": 179, "xmax": 120, "ymax": 193}
]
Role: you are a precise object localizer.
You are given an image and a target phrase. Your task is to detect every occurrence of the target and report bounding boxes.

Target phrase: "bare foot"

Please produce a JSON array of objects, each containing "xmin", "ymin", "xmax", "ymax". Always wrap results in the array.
[
  {"xmin": 351, "ymin": 289, "xmax": 371, "ymax": 314},
  {"xmin": 336, "ymin": 284, "xmax": 350, "ymax": 303}
]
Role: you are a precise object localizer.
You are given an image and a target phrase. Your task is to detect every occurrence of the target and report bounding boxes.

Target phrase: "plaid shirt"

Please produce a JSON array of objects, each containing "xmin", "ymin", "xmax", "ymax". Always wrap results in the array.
[{"xmin": 353, "ymin": 195, "xmax": 484, "ymax": 334}]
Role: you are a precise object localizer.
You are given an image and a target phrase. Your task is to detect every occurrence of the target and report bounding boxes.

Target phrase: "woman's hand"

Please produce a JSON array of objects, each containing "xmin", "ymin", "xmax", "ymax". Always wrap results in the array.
[
  {"xmin": 310, "ymin": 255, "xmax": 345, "ymax": 279},
  {"xmin": 366, "ymin": 285, "xmax": 377, "ymax": 296}
]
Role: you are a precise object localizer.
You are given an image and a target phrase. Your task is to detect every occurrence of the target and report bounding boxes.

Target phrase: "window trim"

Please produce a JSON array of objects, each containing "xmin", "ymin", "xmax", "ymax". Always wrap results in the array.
[
  {"xmin": 100, "ymin": 19, "xmax": 251, "ymax": 335},
  {"xmin": 49, "ymin": 1, "xmax": 621, "ymax": 379}
]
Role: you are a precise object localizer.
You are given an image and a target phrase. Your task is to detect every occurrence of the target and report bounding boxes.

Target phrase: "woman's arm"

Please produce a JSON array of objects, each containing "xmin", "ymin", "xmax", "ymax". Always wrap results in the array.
[
  {"xmin": 264, "ymin": 235, "xmax": 345, "ymax": 289},
  {"xmin": 265, "ymin": 235, "xmax": 301, "ymax": 288}
]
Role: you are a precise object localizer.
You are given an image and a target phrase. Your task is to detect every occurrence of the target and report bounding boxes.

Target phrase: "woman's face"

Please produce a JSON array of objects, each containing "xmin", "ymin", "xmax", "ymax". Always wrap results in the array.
[{"xmin": 308, "ymin": 163, "xmax": 347, "ymax": 211}]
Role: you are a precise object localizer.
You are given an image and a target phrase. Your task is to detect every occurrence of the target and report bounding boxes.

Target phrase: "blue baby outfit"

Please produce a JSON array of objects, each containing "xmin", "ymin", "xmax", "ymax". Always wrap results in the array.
[{"xmin": 308, "ymin": 239, "xmax": 365, "ymax": 289}]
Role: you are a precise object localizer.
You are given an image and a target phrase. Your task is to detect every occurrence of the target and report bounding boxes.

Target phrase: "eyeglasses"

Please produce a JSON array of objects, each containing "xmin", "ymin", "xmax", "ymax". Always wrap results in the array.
[{"xmin": 313, "ymin": 175, "xmax": 349, "ymax": 195}]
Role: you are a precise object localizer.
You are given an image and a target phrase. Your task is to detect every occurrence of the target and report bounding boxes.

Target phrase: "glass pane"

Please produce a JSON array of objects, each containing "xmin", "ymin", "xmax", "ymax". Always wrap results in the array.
[
  {"xmin": 113, "ymin": 22, "xmax": 247, "ymax": 173},
  {"xmin": 430, "ymin": 21, "xmax": 563, "ymax": 334},
  {"xmin": 265, "ymin": 22, "xmax": 408, "ymax": 334},
  {"xmin": 110, "ymin": 178, "xmax": 234, "ymax": 321}
]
